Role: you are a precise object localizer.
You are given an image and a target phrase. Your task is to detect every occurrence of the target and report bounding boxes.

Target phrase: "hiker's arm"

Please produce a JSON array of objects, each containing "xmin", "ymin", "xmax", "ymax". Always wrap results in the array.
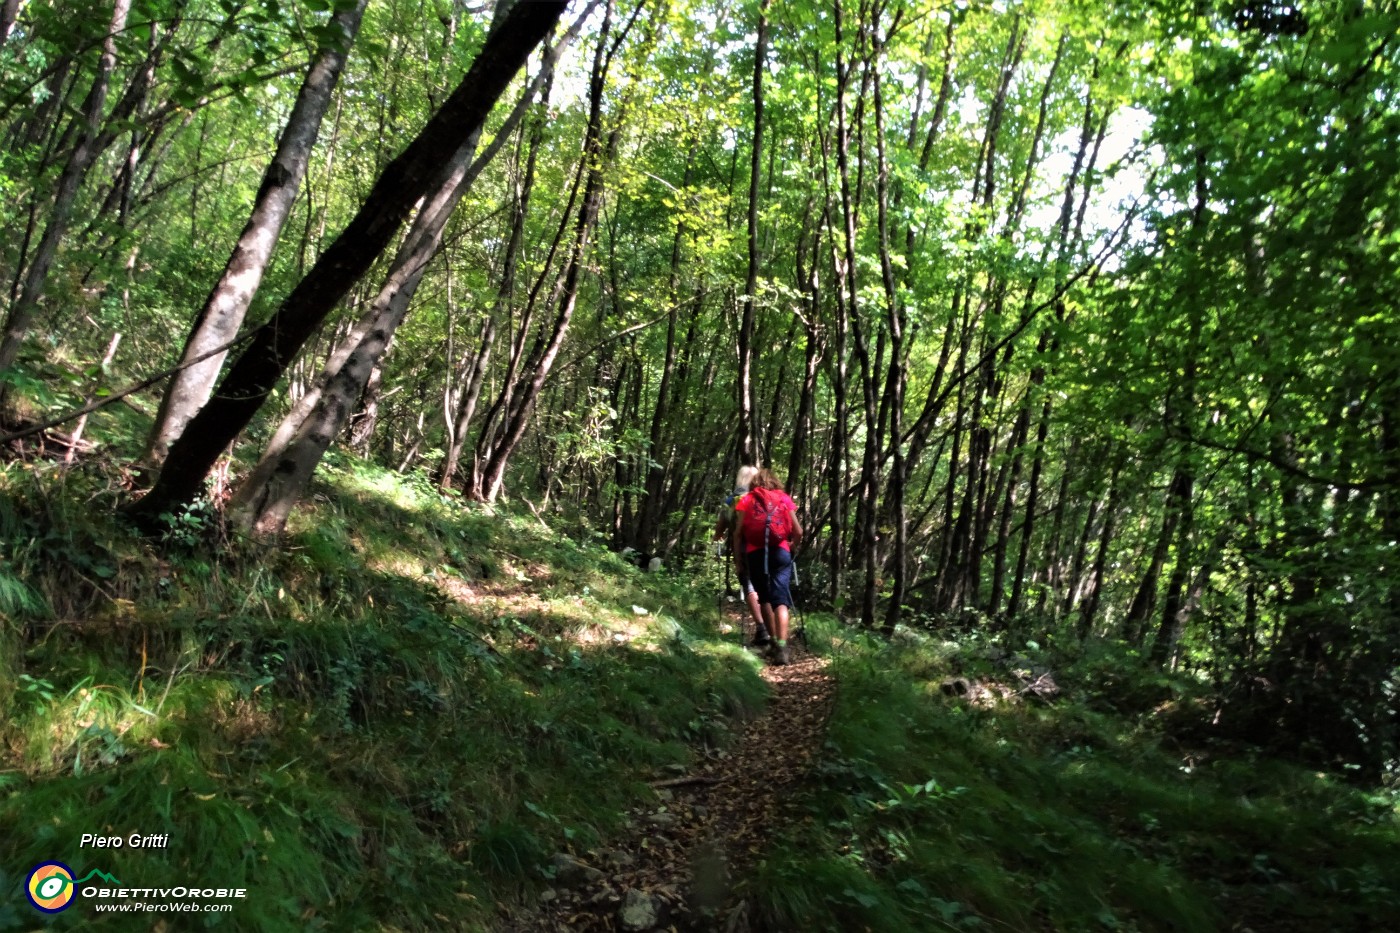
[
  {"xmin": 713, "ymin": 509, "xmax": 730, "ymax": 541},
  {"xmin": 790, "ymin": 512, "xmax": 804, "ymax": 550}
]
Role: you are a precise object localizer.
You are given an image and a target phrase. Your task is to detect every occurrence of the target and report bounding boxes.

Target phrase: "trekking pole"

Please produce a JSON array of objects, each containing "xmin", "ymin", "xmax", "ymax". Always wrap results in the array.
[
  {"xmin": 792, "ymin": 559, "xmax": 806, "ymax": 646},
  {"xmin": 715, "ymin": 543, "xmax": 725, "ymax": 634}
]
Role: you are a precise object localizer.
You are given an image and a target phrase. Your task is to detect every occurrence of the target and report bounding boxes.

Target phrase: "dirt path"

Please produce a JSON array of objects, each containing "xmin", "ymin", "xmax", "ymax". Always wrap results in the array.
[{"xmin": 502, "ymin": 604, "xmax": 835, "ymax": 932}]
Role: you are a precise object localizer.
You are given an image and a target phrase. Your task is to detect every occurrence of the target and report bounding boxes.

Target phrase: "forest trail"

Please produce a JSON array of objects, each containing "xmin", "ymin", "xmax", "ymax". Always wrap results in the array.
[{"xmin": 504, "ymin": 603, "xmax": 834, "ymax": 932}]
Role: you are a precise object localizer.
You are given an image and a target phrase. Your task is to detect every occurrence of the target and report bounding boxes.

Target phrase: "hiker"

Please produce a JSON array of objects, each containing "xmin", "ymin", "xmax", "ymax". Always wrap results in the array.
[
  {"xmin": 714, "ymin": 466, "xmax": 773, "ymax": 646},
  {"xmin": 732, "ymin": 467, "xmax": 802, "ymax": 665}
]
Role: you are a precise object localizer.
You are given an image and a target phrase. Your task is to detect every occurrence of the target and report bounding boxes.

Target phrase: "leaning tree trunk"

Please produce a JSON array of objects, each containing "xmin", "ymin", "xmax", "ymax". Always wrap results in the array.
[
  {"xmin": 1077, "ymin": 461, "xmax": 1122, "ymax": 639},
  {"xmin": 235, "ymin": 116, "xmax": 507, "ymax": 535},
  {"xmin": 440, "ymin": 64, "xmax": 552, "ymax": 491},
  {"xmin": 227, "ymin": 10, "xmax": 586, "ymax": 536},
  {"xmin": 127, "ymin": 0, "xmax": 568, "ymax": 528},
  {"xmin": 139, "ymin": 0, "xmax": 368, "ymax": 468}
]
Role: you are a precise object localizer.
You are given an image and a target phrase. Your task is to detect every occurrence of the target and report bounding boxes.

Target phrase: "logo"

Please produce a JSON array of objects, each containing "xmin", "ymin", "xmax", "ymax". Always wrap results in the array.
[
  {"xmin": 24, "ymin": 863, "xmax": 122, "ymax": 913},
  {"xmin": 26, "ymin": 862, "xmax": 76, "ymax": 913}
]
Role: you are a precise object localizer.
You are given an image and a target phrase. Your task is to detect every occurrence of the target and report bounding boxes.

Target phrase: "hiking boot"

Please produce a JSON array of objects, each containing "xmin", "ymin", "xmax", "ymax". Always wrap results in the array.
[
  {"xmin": 770, "ymin": 643, "xmax": 790, "ymax": 666},
  {"xmin": 750, "ymin": 627, "xmax": 772, "ymax": 648}
]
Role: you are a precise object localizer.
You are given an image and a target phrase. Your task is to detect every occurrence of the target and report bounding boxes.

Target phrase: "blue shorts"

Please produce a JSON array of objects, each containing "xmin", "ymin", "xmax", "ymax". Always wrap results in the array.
[{"xmin": 745, "ymin": 546, "xmax": 794, "ymax": 609}]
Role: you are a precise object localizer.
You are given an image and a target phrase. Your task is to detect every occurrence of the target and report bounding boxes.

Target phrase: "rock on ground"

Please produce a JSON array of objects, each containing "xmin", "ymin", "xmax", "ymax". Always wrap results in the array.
[{"xmin": 618, "ymin": 888, "xmax": 663, "ymax": 931}]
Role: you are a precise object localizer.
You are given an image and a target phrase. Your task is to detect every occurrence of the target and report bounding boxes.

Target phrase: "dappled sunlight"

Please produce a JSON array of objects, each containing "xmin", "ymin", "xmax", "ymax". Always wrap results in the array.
[{"xmin": 752, "ymin": 619, "xmax": 1400, "ymax": 932}]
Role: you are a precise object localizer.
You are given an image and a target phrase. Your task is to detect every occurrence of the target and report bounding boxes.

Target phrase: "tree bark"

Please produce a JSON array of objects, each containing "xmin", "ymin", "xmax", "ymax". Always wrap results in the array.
[
  {"xmin": 0, "ymin": 0, "xmax": 23, "ymax": 48},
  {"xmin": 735, "ymin": 0, "xmax": 769, "ymax": 466},
  {"xmin": 440, "ymin": 61, "xmax": 553, "ymax": 491},
  {"xmin": 1078, "ymin": 462, "xmax": 1122, "ymax": 639},
  {"xmin": 634, "ymin": 156, "xmax": 694, "ymax": 548},
  {"xmin": 139, "ymin": 0, "xmax": 369, "ymax": 468},
  {"xmin": 127, "ymin": 0, "xmax": 568, "ymax": 528},
  {"xmin": 227, "ymin": 8, "xmax": 589, "ymax": 536},
  {"xmin": 873, "ymin": 63, "xmax": 908, "ymax": 634}
]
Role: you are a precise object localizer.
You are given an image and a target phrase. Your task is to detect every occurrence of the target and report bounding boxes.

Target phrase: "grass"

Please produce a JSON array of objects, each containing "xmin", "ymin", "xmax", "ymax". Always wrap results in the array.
[
  {"xmin": 751, "ymin": 622, "xmax": 1400, "ymax": 933},
  {"xmin": 0, "ymin": 452, "xmax": 765, "ymax": 930},
  {"xmin": 5, "ymin": 446, "xmax": 1399, "ymax": 931}
]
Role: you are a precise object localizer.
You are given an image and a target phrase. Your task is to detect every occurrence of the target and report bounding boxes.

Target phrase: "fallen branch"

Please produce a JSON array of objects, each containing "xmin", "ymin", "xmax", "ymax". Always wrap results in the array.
[{"xmin": 0, "ymin": 329, "xmax": 258, "ymax": 445}]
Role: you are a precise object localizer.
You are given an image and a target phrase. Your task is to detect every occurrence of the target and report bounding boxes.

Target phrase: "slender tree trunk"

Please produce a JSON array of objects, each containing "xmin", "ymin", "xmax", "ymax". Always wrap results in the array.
[
  {"xmin": 227, "ymin": 11, "xmax": 586, "ymax": 535},
  {"xmin": 735, "ymin": 0, "xmax": 769, "ymax": 465},
  {"xmin": 471, "ymin": 158, "xmax": 584, "ymax": 496},
  {"xmin": 1078, "ymin": 462, "xmax": 1122, "ymax": 639},
  {"xmin": 635, "ymin": 156, "xmax": 694, "ymax": 548},
  {"xmin": 832, "ymin": 0, "xmax": 882, "ymax": 627},
  {"xmin": 78, "ymin": 13, "xmax": 179, "ymax": 258},
  {"xmin": 1007, "ymin": 394, "xmax": 1051, "ymax": 617},
  {"xmin": 440, "ymin": 69, "xmax": 551, "ymax": 490},
  {"xmin": 473, "ymin": 0, "xmax": 634, "ymax": 503},
  {"xmin": 128, "ymin": 0, "xmax": 569, "ymax": 527},
  {"xmin": 1147, "ymin": 147, "xmax": 1208, "ymax": 663},
  {"xmin": 1061, "ymin": 485, "xmax": 1102, "ymax": 619},
  {"xmin": 139, "ymin": 0, "xmax": 368, "ymax": 467},
  {"xmin": 990, "ymin": 396, "xmax": 1031, "ymax": 616},
  {"xmin": 1150, "ymin": 468, "xmax": 1197, "ymax": 668},
  {"xmin": 63, "ymin": 332, "xmax": 121, "ymax": 465},
  {"xmin": 786, "ymin": 197, "xmax": 822, "ymax": 498},
  {"xmin": 873, "ymin": 63, "xmax": 908, "ymax": 634}
]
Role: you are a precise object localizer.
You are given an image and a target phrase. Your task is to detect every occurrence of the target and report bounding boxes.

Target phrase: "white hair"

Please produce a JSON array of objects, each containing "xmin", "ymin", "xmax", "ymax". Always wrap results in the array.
[{"xmin": 736, "ymin": 465, "xmax": 758, "ymax": 490}]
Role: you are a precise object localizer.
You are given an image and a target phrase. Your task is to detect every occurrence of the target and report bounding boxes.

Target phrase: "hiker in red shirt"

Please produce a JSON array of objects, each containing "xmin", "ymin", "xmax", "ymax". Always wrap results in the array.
[
  {"xmin": 714, "ymin": 465, "xmax": 773, "ymax": 646},
  {"xmin": 731, "ymin": 468, "xmax": 803, "ymax": 665}
]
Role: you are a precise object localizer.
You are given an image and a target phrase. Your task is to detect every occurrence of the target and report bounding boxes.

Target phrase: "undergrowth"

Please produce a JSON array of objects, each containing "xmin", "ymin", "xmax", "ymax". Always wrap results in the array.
[
  {"xmin": 752, "ymin": 623, "xmax": 1400, "ymax": 933},
  {"xmin": 7, "ymin": 444, "xmax": 1399, "ymax": 932},
  {"xmin": 0, "ymin": 453, "xmax": 764, "ymax": 929}
]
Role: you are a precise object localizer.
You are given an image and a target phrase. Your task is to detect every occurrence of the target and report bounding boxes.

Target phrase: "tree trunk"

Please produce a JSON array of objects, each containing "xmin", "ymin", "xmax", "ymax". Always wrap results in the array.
[
  {"xmin": 0, "ymin": 0, "xmax": 131, "ymax": 408},
  {"xmin": 226, "ymin": 8, "xmax": 588, "ymax": 536},
  {"xmin": 472, "ymin": 0, "xmax": 632, "ymax": 503},
  {"xmin": 832, "ymin": 0, "xmax": 882, "ymax": 627},
  {"xmin": 634, "ymin": 156, "xmax": 694, "ymax": 548},
  {"xmin": 1077, "ymin": 462, "xmax": 1122, "ymax": 639},
  {"xmin": 127, "ymin": 0, "xmax": 568, "ymax": 528},
  {"xmin": 873, "ymin": 63, "xmax": 908, "ymax": 634},
  {"xmin": 1060, "ymin": 484, "xmax": 1102, "ymax": 620},
  {"xmin": 139, "ymin": 0, "xmax": 368, "ymax": 467},
  {"xmin": 786, "ymin": 198, "xmax": 822, "ymax": 501},
  {"xmin": 441, "ymin": 65, "xmax": 552, "ymax": 490},
  {"xmin": 735, "ymin": 0, "xmax": 769, "ymax": 466},
  {"xmin": 0, "ymin": 0, "xmax": 22, "ymax": 48}
]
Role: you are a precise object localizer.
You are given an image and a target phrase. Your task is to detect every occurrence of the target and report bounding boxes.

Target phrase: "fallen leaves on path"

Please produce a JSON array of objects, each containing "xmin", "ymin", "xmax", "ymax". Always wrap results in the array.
[{"xmin": 499, "ymin": 608, "xmax": 834, "ymax": 932}]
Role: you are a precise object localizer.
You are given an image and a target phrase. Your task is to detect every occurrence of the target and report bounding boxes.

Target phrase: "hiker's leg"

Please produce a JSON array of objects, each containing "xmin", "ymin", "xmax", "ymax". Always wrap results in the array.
[
  {"xmin": 744, "ymin": 550, "xmax": 771, "ymax": 607},
  {"xmin": 743, "ymin": 579, "xmax": 771, "ymax": 644},
  {"xmin": 743, "ymin": 583, "xmax": 764, "ymax": 629},
  {"xmin": 768, "ymin": 547, "xmax": 795, "ymax": 643}
]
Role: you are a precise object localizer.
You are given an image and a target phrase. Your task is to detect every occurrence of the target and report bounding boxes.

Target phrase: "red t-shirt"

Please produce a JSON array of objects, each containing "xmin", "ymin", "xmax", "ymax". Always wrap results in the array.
[{"xmin": 733, "ymin": 490, "xmax": 797, "ymax": 553}]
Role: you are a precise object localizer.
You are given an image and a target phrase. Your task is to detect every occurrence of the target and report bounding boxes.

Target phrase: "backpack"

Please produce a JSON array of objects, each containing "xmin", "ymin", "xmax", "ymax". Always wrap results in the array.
[{"xmin": 740, "ymin": 488, "xmax": 792, "ymax": 550}]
